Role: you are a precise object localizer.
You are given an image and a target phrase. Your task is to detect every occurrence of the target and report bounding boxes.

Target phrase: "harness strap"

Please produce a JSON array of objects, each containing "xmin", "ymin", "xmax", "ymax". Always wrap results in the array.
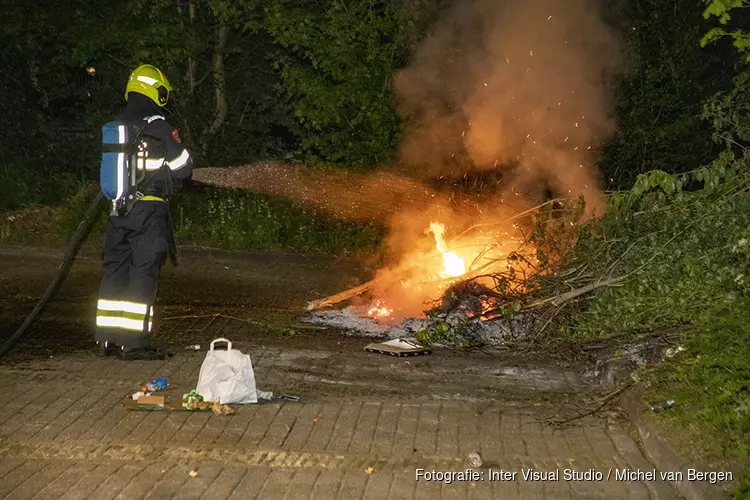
[{"xmin": 102, "ymin": 143, "xmax": 137, "ymax": 154}]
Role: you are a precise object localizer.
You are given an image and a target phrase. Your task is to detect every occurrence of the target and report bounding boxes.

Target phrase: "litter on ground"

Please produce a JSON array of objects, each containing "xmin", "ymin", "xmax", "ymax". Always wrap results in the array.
[
  {"xmin": 126, "ymin": 338, "xmax": 275, "ymax": 414},
  {"xmin": 364, "ymin": 338, "xmax": 431, "ymax": 357}
]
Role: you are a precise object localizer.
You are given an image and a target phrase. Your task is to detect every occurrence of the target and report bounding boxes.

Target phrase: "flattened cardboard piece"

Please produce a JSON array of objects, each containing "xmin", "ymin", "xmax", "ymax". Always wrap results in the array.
[
  {"xmin": 364, "ymin": 338, "xmax": 431, "ymax": 357},
  {"xmin": 138, "ymin": 395, "xmax": 165, "ymax": 406},
  {"xmin": 126, "ymin": 399, "xmax": 211, "ymax": 412}
]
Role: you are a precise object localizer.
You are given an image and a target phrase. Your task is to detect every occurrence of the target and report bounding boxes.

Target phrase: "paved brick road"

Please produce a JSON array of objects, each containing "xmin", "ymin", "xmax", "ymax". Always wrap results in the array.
[
  {"xmin": 0, "ymin": 247, "xmax": 677, "ymax": 499},
  {"xmin": 0, "ymin": 344, "xmax": 677, "ymax": 500}
]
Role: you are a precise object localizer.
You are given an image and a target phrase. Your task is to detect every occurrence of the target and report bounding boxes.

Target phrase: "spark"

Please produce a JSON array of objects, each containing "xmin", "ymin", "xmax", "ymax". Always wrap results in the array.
[
  {"xmin": 564, "ymin": 136, "xmax": 569, "ymax": 142},
  {"xmin": 547, "ymin": 15, "xmax": 552, "ymax": 20}
]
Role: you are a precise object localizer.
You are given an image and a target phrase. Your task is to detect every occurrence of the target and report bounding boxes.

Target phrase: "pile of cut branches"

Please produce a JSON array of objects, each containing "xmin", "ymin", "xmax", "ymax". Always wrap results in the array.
[
  {"xmin": 305, "ymin": 196, "xmax": 633, "ymax": 346},
  {"xmin": 417, "ymin": 196, "xmax": 632, "ymax": 345}
]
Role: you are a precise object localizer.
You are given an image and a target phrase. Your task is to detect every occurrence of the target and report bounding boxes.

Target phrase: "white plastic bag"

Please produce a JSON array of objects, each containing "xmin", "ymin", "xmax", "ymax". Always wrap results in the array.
[{"xmin": 196, "ymin": 338, "xmax": 258, "ymax": 404}]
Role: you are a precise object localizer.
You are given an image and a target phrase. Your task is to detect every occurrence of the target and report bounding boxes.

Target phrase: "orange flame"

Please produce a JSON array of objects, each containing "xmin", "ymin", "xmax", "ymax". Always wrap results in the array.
[
  {"xmin": 367, "ymin": 300, "xmax": 392, "ymax": 319},
  {"xmin": 429, "ymin": 222, "xmax": 466, "ymax": 278},
  {"xmin": 366, "ymin": 220, "xmax": 533, "ymax": 320}
]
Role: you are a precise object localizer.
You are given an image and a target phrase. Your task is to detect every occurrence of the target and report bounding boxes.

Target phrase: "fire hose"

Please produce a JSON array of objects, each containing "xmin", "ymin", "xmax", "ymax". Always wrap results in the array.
[{"xmin": 0, "ymin": 192, "xmax": 104, "ymax": 358}]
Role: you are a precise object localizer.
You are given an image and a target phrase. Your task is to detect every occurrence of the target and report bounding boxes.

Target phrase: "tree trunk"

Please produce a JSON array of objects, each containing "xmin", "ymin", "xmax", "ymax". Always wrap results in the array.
[
  {"xmin": 187, "ymin": 0, "xmax": 197, "ymax": 94},
  {"xmin": 201, "ymin": 24, "xmax": 230, "ymax": 158},
  {"xmin": 175, "ymin": 0, "xmax": 197, "ymax": 151}
]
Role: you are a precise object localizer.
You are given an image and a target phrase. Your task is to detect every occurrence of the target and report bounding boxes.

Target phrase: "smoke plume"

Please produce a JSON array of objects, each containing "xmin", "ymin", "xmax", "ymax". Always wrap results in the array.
[
  {"xmin": 360, "ymin": 0, "xmax": 625, "ymax": 317},
  {"xmin": 393, "ymin": 0, "xmax": 623, "ymax": 215}
]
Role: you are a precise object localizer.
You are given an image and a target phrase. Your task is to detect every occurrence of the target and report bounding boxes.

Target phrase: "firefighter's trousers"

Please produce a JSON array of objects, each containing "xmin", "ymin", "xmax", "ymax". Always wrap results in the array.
[{"xmin": 95, "ymin": 199, "xmax": 169, "ymax": 349}]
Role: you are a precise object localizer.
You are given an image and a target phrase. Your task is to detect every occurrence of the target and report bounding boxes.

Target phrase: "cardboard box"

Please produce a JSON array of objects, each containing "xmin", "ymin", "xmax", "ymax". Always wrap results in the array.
[{"xmin": 138, "ymin": 395, "xmax": 165, "ymax": 406}]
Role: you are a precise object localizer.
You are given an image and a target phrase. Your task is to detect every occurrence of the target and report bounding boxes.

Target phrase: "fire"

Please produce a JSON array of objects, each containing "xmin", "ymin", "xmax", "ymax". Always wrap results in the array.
[
  {"xmin": 367, "ymin": 300, "xmax": 392, "ymax": 318},
  {"xmin": 429, "ymin": 222, "xmax": 466, "ymax": 277},
  {"xmin": 365, "ymin": 219, "xmax": 534, "ymax": 321},
  {"xmin": 367, "ymin": 221, "xmax": 468, "ymax": 319}
]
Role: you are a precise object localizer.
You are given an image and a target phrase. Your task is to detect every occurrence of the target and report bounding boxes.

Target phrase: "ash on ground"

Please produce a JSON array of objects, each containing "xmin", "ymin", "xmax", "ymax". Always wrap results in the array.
[{"xmin": 302, "ymin": 286, "xmax": 537, "ymax": 346}]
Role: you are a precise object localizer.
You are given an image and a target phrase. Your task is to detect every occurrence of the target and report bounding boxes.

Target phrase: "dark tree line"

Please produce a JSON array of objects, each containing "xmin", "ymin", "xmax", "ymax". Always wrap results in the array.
[{"xmin": 0, "ymin": 0, "xmax": 744, "ymax": 209}]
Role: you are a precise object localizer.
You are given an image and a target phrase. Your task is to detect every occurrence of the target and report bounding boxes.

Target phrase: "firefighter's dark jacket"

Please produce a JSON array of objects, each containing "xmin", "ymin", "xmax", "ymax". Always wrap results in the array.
[{"xmin": 122, "ymin": 92, "xmax": 193, "ymax": 198}]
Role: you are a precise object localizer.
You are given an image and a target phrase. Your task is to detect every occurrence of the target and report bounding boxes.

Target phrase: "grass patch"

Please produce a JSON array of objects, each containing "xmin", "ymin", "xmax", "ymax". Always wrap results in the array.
[
  {"xmin": 38, "ymin": 182, "xmax": 384, "ymax": 255},
  {"xmin": 643, "ymin": 302, "xmax": 750, "ymax": 465},
  {"xmin": 170, "ymin": 182, "xmax": 383, "ymax": 254},
  {"xmin": 0, "ymin": 204, "xmax": 69, "ymax": 247},
  {"xmin": 0, "ymin": 161, "xmax": 89, "ymax": 212},
  {"xmin": 639, "ymin": 304, "xmax": 750, "ymax": 497}
]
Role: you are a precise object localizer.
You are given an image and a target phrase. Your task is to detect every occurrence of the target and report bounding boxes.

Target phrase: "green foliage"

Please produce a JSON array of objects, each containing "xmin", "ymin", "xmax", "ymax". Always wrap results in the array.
[
  {"xmin": 702, "ymin": 0, "xmax": 750, "ymax": 60},
  {"xmin": 0, "ymin": 162, "xmax": 88, "ymax": 212},
  {"xmin": 169, "ymin": 184, "xmax": 383, "ymax": 253},
  {"xmin": 703, "ymin": 0, "xmax": 747, "ymax": 24},
  {"xmin": 733, "ymin": 471, "xmax": 750, "ymax": 499},
  {"xmin": 558, "ymin": 149, "xmax": 750, "ymax": 493},
  {"xmin": 550, "ymin": 160, "xmax": 750, "ymax": 493},
  {"xmin": 415, "ymin": 320, "xmax": 456, "ymax": 347},
  {"xmin": 0, "ymin": 0, "xmax": 413, "ymax": 212},
  {"xmin": 0, "ymin": 1, "xmax": 104, "ymax": 210},
  {"xmin": 600, "ymin": 0, "xmax": 737, "ymax": 188},
  {"xmin": 567, "ymin": 165, "xmax": 750, "ymax": 339},
  {"xmin": 702, "ymin": 69, "xmax": 750, "ymax": 149},
  {"xmin": 562, "ymin": 4, "xmax": 750, "ymax": 489},
  {"xmin": 47, "ymin": 182, "xmax": 384, "ymax": 254},
  {"xmin": 51, "ymin": 185, "xmax": 110, "ymax": 241},
  {"xmin": 643, "ymin": 300, "xmax": 750, "ymax": 461},
  {"xmin": 264, "ymin": 0, "xmax": 406, "ymax": 165}
]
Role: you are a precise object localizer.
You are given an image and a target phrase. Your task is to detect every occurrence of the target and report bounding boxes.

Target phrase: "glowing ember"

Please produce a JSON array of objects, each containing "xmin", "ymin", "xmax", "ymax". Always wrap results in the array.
[
  {"xmin": 429, "ymin": 222, "xmax": 466, "ymax": 278},
  {"xmin": 367, "ymin": 300, "xmax": 392, "ymax": 319}
]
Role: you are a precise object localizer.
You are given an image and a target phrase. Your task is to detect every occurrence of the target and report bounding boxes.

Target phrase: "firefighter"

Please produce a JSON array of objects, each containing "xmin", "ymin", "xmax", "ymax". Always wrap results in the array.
[{"xmin": 95, "ymin": 64, "xmax": 193, "ymax": 360}]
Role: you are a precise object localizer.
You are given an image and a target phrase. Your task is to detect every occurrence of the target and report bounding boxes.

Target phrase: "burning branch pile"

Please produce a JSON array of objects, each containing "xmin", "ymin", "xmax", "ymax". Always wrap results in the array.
[{"xmin": 305, "ymin": 198, "xmax": 621, "ymax": 345}]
